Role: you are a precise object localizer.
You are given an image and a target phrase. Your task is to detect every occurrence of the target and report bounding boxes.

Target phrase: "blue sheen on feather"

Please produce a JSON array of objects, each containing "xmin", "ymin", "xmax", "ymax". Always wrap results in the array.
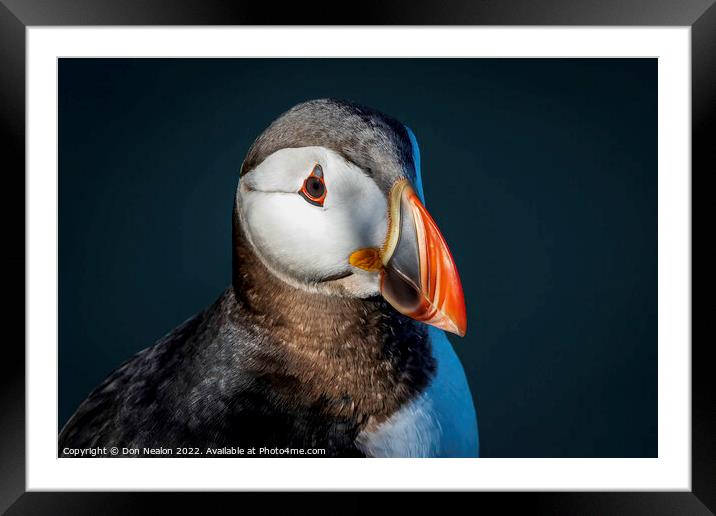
[
  {"xmin": 405, "ymin": 126, "xmax": 426, "ymax": 204},
  {"xmin": 427, "ymin": 326, "xmax": 480, "ymax": 457}
]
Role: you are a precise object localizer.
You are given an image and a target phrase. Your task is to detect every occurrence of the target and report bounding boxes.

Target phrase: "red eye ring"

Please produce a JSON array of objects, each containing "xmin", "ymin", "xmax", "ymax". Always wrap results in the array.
[{"xmin": 298, "ymin": 164, "xmax": 327, "ymax": 207}]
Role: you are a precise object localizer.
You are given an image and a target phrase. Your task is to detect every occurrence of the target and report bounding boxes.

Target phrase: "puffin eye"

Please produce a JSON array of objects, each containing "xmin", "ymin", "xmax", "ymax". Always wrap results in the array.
[{"xmin": 298, "ymin": 164, "xmax": 327, "ymax": 207}]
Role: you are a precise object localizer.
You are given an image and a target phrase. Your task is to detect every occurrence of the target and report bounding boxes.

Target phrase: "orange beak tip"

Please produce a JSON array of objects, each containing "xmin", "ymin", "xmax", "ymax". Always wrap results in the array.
[{"xmin": 437, "ymin": 294, "xmax": 467, "ymax": 337}]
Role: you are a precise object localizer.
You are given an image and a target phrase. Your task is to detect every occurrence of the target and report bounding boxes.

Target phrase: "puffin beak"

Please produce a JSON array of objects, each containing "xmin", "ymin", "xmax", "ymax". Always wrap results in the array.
[{"xmin": 350, "ymin": 179, "xmax": 467, "ymax": 336}]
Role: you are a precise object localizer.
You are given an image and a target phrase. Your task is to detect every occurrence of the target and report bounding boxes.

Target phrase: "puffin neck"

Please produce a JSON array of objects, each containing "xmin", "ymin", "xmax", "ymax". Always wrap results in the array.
[
  {"xmin": 229, "ymin": 210, "xmax": 435, "ymax": 424},
  {"xmin": 231, "ymin": 216, "xmax": 388, "ymax": 343}
]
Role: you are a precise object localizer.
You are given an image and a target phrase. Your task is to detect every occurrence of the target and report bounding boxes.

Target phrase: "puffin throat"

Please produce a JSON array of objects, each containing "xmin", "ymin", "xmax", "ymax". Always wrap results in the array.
[
  {"xmin": 231, "ymin": 211, "xmax": 388, "ymax": 341},
  {"xmin": 229, "ymin": 211, "xmax": 435, "ymax": 424}
]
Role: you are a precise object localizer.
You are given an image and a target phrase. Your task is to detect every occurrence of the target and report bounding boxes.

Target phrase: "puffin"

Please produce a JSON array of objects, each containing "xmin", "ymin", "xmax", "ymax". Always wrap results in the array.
[{"xmin": 59, "ymin": 99, "xmax": 479, "ymax": 458}]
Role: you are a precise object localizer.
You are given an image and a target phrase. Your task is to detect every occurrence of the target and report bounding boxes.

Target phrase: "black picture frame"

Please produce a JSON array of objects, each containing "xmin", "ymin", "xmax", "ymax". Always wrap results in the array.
[{"xmin": 1, "ymin": 1, "xmax": 710, "ymax": 514}]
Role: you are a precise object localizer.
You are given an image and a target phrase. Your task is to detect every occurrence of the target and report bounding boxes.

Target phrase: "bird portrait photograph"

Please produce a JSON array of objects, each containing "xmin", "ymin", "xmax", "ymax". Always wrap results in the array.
[{"xmin": 58, "ymin": 58, "xmax": 657, "ymax": 460}]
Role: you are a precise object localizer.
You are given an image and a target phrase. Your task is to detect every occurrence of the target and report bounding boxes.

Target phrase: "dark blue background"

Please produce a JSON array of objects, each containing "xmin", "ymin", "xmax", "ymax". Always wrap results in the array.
[{"xmin": 58, "ymin": 58, "xmax": 657, "ymax": 457}]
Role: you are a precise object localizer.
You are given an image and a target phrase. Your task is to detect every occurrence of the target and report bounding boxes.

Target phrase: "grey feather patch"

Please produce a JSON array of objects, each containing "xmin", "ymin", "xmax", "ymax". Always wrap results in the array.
[{"xmin": 241, "ymin": 99, "xmax": 417, "ymax": 193}]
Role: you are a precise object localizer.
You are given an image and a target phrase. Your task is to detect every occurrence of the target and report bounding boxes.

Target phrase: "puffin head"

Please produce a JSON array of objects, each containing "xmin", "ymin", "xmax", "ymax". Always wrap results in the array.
[{"xmin": 235, "ymin": 99, "xmax": 467, "ymax": 336}]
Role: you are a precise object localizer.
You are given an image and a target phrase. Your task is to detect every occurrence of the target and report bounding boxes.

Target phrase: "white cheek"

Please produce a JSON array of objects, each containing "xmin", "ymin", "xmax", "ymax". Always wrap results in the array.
[
  {"xmin": 238, "ymin": 146, "xmax": 388, "ymax": 286},
  {"xmin": 242, "ymin": 188, "xmax": 387, "ymax": 282}
]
